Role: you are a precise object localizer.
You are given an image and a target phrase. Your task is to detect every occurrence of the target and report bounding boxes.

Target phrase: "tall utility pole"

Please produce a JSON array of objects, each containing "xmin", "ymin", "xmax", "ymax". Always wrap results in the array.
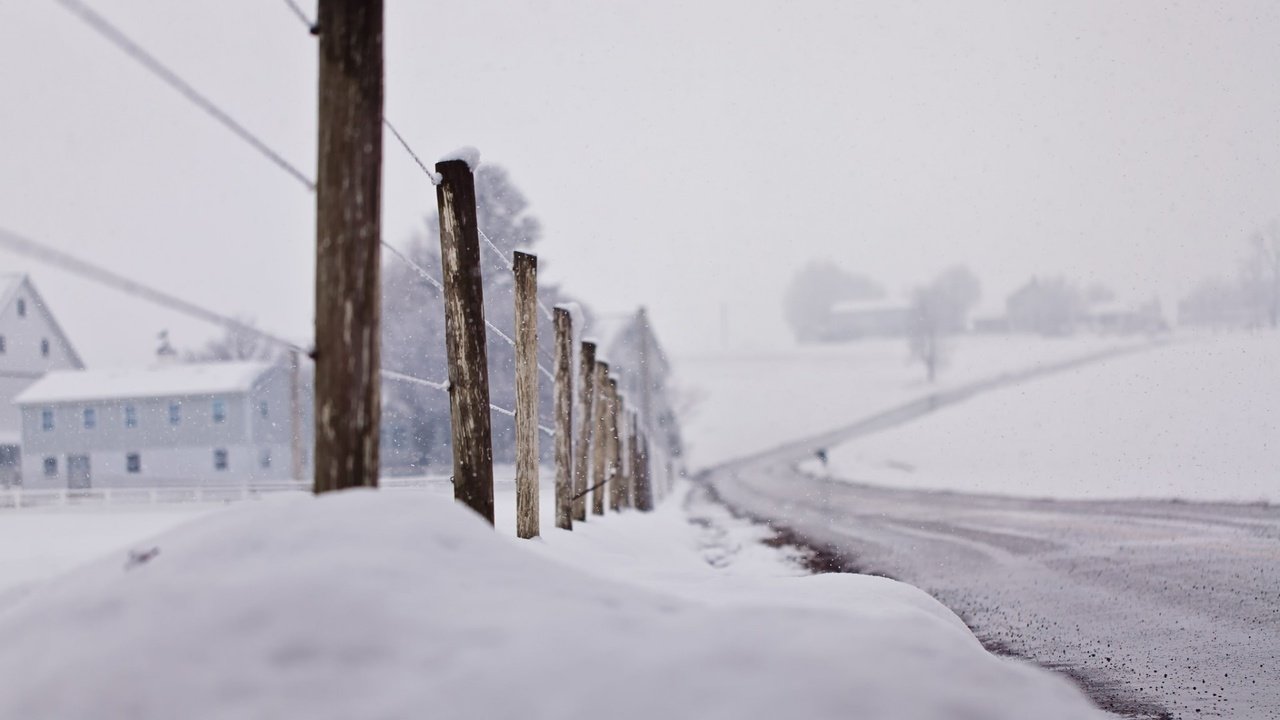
[
  {"xmin": 313, "ymin": 0, "xmax": 384, "ymax": 493},
  {"xmin": 289, "ymin": 349, "xmax": 305, "ymax": 482}
]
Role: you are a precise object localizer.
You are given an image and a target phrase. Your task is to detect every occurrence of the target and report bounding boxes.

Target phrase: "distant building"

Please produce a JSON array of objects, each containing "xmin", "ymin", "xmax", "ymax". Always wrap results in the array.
[
  {"xmin": 1002, "ymin": 277, "xmax": 1167, "ymax": 336},
  {"xmin": 1006, "ymin": 277, "xmax": 1082, "ymax": 336},
  {"xmin": 818, "ymin": 299, "xmax": 912, "ymax": 341},
  {"xmin": 16, "ymin": 360, "xmax": 310, "ymax": 489},
  {"xmin": 0, "ymin": 274, "xmax": 85, "ymax": 485},
  {"xmin": 1082, "ymin": 300, "xmax": 1168, "ymax": 335}
]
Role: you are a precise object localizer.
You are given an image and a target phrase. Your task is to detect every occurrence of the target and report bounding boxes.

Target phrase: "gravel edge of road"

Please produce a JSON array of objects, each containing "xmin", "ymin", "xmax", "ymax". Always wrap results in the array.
[{"xmin": 695, "ymin": 472, "xmax": 1177, "ymax": 720}]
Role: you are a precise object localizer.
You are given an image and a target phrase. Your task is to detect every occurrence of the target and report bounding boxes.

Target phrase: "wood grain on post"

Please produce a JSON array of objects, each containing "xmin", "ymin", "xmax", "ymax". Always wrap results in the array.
[
  {"xmin": 436, "ymin": 159, "xmax": 495, "ymax": 524},
  {"xmin": 636, "ymin": 431, "xmax": 653, "ymax": 511},
  {"xmin": 313, "ymin": 0, "xmax": 383, "ymax": 494},
  {"xmin": 637, "ymin": 307, "xmax": 653, "ymax": 437},
  {"xmin": 553, "ymin": 308, "xmax": 574, "ymax": 530},
  {"xmin": 590, "ymin": 361, "xmax": 609, "ymax": 516},
  {"xmin": 627, "ymin": 413, "xmax": 639, "ymax": 509},
  {"xmin": 608, "ymin": 380, "xmax": 623, "ymax": 512},
  {"xmin": 513, "ymin": 252, "xmax": 540, "ymax": 539},
  {"xmin": 620, "ymin": 411, "xmax": 634, "ymax": 510},
  {"xmin": 572, "ymin": 341, "xmax": 596, "ymax": 521},
  {"xmin": 289, "ymin": 349, "xmax": 305, "ymax": 482}
]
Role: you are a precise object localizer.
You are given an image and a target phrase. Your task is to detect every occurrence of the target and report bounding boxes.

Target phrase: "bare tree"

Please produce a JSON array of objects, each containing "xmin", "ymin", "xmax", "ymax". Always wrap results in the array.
[
  {"xmin": 906, "ymin": 266, "xmax": 983, "ymax": 381},
  {"xmin": 381, "ymin": 163, "xmax": 583, "ymax": 468},
  {"xmin": 185, "ymin": 317, "xmax": 281, "ymax": 363},
  {"xmin": 782, "ymin": 259, "xmax": 883, "ymax": 343},
  {"xmin": 930, "ymin": 265, "xmax": 983, "ymax": 331},
  {"xmin": 908, "ymin": 286, "xmax": 948, "ymax": 383},
  {"xmin": 1242, "ymin": 222, "xmax": 1280, "ymax": 328}
]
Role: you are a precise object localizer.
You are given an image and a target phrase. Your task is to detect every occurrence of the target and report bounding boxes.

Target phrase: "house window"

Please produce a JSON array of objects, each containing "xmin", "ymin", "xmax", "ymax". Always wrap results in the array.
[
  {"xmin": 259, "ymin": 448, "xmax": 271, "ymax": 469},
  {"xmin": 212, "ymin": 399, "xmax": 226, "ymax": 424},
  {"xmin": 41, "ymin": 408, "xmax": 53, "ymax": 431},
  {"xmin": 40, "ymin": 338, "xmax": 49, "ymax": 358},
  {"xmin": 42, "ymin": 456, "xmax": 57, "ymax": 477},
  {"xmin": 213, "ymin": 448, "xmax": 228, "ymax": 471},
  {"xmin": 125, "ymin": 405, "xmax": 137, "ymax": 428},
  {"xmin": 0, "ymin": 335, "xmax": 6, "ymax": 354},
  {"xmin": 16, "ymin": 299, "xmax": 25, "ymax": 317},
  {"xmin": 126, "ymin": 452, "xmax": 141, "ymax": 473},
  {"xmin": 83, "ymin": 408, "xmax": 95, "ymax": 430},
  {"xmin": 169, "ymin": 402, "xmax": 181, "ymax": 426},
  {"xmin": 259, "ymin": 401, "xmax": 269, "ymax": 419}
]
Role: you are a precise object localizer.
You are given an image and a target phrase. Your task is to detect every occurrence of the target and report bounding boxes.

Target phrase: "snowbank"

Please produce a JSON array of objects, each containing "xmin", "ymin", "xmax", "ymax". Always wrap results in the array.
[
  {"xmin": 821, "ymin": 333, "xmax": 1280, "ymax": 502},
  {"xmin": 0, "ymin": 490, "xmax": 1104, "ymax": 720}
]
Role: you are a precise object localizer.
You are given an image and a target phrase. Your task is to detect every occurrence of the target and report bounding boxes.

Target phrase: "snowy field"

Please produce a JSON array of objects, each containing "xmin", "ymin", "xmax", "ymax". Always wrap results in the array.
[
  {"xmin": 817, "ymin": 332, "xmax": 1280, "ymax": 503},
  {"xmin": 0, "ymin": 487, "xmax": 1107, "ymax": 720},
  {"xmin": 677, "ymin": 334, "xmax": 1148, "ymax": 470}
]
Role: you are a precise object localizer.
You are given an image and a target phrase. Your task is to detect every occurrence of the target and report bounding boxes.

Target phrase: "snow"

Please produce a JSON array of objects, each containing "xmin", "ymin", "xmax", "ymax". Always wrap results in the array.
[
  {"xmin": 678, "ymin": 334, "xmax": 1147, "ymax": 470},
  {"xmin": 0, "ymin": 505, "xmax": 216, "ymax": 609},
  {"xmin": 438, "ymin": 145, "xmax": 481, "ymax": 170},
  {"xmin": 818, "ymin": 333, "xmax": 1280, "ymax": 503},
  {"xmin": 0, "ymin": 488, "xmax": 1106, "ymax": 720},
  {"xmin": 15, "ymin": 360, "xmax": 275, "ymax": 404}
]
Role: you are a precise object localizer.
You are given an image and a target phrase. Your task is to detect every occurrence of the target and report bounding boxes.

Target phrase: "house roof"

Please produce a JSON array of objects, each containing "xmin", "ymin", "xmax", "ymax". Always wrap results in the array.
[
  {"xmin": 0, "ymin": 274, "xmax": 24, "ymax": 305},
  {"xmin": 15, "ymin": 361, "xmax": 277, "ymax": 405},
  {"xmin": 0, "ymin": 273, "xmax": 86, "ymax": 369}
]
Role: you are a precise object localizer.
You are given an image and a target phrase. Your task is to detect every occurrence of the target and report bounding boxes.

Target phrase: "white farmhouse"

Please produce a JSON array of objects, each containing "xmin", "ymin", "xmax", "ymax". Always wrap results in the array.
[
  {"xmin": 0, "ymin": 274, "xmax": 85, "ymax": 485},
  {"xmin": 16, "ymin": 361, "xmax": 309, "ymax": 489}
]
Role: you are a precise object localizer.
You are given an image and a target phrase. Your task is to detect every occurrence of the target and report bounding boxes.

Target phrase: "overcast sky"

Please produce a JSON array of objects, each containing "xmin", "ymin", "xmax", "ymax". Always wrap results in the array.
[{"xmin": 2, "ymin": 1, "xmax": 1279, "ymax": 367}]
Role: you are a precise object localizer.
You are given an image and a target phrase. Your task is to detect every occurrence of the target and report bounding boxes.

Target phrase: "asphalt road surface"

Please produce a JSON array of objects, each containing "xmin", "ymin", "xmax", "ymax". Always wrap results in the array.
[{"xmin": 702, "ymin": 368, "xmax": 1280, "ymax": 719}]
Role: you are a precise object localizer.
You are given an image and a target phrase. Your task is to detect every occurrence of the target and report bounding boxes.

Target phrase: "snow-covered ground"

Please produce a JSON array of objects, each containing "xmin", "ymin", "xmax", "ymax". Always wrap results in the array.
[
  {"xmin": 0, "ymin": 505, "xmax": 217, "ymax": 609},
  {"xmin": 815, "ymin": 332, "xmax": 1280, "ymax": 503},
  {"xmin": 6, "ymin": 332, "xmax": 1230, "ymax": 719},
  {"xmin": 677, "ymin": 334, "xmax": 1147, "ymax": 470},
  {"xmin": 0, "ymin": 487, "xmax": 1106, "ymax": 720}
]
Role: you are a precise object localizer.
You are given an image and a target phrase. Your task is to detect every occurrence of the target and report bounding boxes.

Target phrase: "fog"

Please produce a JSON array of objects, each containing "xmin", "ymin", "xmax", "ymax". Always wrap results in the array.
[
  {"xmin": 3, "ymin": 4, "xmax": 1280, "ymax": 719},
  {"xmin": 3, "ymin": 1, "xmax": 1280, "ymax": 363}
]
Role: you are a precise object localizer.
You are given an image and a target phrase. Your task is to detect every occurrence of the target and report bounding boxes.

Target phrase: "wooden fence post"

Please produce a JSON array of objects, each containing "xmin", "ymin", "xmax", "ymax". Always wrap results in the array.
[
  {"xmin": 553, "ymin": 307, "xmax": 573, "ymax": 531},
  {"xmin": 591, "ymin": 361, "xmax": 609, "ymax": 516},
  {"xmin": 608, "ymin": 379, "xmax": 623, "ymax": 512},
  {"xmin": 627, "ymin": 413, "xmax": 640, "ymax": 509},
  {"xmin": 637, "ymin": 307, "xmax": 653, "ymax": 437},
  {"xmin": 313, "ymin": 0, "xmax": 383, "ymax": 494},
  {"xmin": 572, "ymin": 341, "xmax": 596, "ymax": 521},
  {"xmin": 436, "ymin": 158, "xmax": 495, "ymax": 524},
  {"xmin": 636, "ymin": 430, "xmax": 653, "ymax": 511},
  {"xmin": 622, "ymin": 411, "xmax": 634, "ymax": 509},
  {"xmin": 513, "ymin": 251, "xmax": 540, "ymax": 539},
  {"xmin": 289, "ymin": 348, "xmax": 305, "ymax": 482}
]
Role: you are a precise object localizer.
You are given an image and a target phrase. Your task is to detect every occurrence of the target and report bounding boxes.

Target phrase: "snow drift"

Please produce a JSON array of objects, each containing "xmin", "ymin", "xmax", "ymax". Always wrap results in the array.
[{"xmin": 0, "ymin": 491, "xmax": 1104, "ymax": 719}]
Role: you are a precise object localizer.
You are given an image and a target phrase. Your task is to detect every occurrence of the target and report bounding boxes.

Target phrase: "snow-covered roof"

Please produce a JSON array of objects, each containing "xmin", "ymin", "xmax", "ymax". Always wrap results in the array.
[{"xmin": 15, "ymin": 361, "xmax": 277, "ymax": 405}]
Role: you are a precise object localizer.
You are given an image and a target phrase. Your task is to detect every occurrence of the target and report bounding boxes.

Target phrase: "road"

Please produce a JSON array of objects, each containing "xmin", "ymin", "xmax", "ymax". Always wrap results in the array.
[{"xmin": 702, "ymin": 374, "xmax": 1280, "ymax": 720}]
